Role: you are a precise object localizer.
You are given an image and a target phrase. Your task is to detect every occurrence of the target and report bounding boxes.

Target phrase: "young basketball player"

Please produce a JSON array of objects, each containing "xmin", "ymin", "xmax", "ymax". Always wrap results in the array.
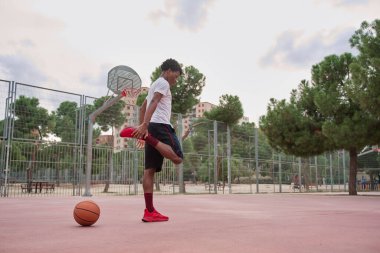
[{"xmin": 120, "ymin": 58, "xmax": 183, "ymax": 222}]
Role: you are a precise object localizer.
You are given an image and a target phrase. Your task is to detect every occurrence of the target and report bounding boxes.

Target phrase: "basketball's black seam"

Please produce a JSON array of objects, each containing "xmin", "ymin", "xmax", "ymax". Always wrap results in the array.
[{"xmin": 75, "ymin": 207, "xmax": 100, "ymax": 216}]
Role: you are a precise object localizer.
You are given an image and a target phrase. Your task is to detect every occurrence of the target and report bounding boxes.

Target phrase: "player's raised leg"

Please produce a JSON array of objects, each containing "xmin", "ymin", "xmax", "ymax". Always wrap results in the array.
[{"xmin": 120, "ymin": 127, "xmax": 183, "ymax": 164}]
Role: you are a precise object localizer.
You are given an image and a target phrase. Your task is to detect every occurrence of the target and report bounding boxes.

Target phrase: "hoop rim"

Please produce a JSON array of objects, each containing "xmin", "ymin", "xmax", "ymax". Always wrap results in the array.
[{"xmin": 122, "ymin": 87, "xmax": 142, "ymax": 98}]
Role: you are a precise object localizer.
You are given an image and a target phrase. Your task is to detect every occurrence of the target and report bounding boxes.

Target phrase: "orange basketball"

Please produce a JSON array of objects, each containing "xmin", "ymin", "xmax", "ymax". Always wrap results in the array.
[{"xmin": 73, "ymin": 200, "xmax": 100, "ymax": 226}]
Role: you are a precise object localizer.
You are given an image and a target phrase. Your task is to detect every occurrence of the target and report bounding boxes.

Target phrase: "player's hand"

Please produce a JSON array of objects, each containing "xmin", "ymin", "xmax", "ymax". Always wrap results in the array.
[
  {"xmin": 136, "ymin": 139, "xmax": 145, "ymax": 149},
  {"xmin": 132, "ymin": 123, "xmax": 148, "ymax": 139}
]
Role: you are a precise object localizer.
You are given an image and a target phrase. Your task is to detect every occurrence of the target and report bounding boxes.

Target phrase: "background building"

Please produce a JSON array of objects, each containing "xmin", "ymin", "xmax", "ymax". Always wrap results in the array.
[
  {"xmin": 239, "ymin": 116, "xmax": 250, "ymax": 125},
  {"xmin": 182, "ymin": 102, "xmax": 216, "ymax": 133},
  {"xmin": 111, "ymin": 90, "xmax": 249, "ymax": 150}
]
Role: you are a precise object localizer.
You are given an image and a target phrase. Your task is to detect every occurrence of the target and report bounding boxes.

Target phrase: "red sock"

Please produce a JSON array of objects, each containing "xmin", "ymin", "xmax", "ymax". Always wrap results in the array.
[
  {"xmin": 144, "ymin": 193, "xmax": 154, "ymax": 212},
  {"xmin": 145, "ymin": 135, "xmax": 159, "ymax": 147}
]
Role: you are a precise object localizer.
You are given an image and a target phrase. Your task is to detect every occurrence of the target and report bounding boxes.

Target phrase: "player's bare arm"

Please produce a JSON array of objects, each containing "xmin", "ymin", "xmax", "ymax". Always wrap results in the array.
[
  {"xmin": 132, "ymin": 92, "xmax": 163, "ymax": 139},
  {"xmin": 139, "ymin": 99, "xmax": 147, "ymax": 124}
]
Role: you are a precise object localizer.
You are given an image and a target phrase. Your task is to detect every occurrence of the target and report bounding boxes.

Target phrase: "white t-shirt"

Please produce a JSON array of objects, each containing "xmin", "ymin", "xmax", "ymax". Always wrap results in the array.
[{"xmin": 146, "ymin": 77, "xmax": 172, "ymax": 124}]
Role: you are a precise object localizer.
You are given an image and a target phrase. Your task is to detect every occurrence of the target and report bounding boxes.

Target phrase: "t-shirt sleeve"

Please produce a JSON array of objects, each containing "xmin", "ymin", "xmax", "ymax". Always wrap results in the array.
[{"xmin": 154, "ymin": 79, "xmax": 169, "ymax": 95}]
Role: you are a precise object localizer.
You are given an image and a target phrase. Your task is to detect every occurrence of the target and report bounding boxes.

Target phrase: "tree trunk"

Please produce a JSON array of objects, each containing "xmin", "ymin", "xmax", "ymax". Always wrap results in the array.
[
  {"xmin": 217, "ymin": 156, "xmax": 222, "ymax": 182},
  {"xmin": 299, "ymin": 158, "xmax": 310, "ymax": 190},
  {"xmin": 348, "ymin": 148, "xmax": 358, "ymax": 195},
  {"xmin": 103, "ymin": 132, "xmax": 114, "ymax": 193},
  {"xmin": 27, "ymin": 143, "xmax": 38, "ymax": 193},
  {"xmin": 103, "ymin": 150, "xmax": 112, "ymax": 193},
  {"xmin": 26, "ymin": 162, "xmax": 32, "ymax": 193}
]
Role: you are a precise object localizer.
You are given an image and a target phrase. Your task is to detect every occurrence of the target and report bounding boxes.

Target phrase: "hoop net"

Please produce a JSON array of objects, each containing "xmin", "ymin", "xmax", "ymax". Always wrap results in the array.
[{"xmin": 122, "ymin": 87, "xmax": 142, "ymax": 98}]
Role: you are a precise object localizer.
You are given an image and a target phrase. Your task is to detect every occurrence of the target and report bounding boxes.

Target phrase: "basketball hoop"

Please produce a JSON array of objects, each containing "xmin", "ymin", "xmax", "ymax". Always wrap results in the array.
[
  {"xmin": 107, "ymin": 65, "xmax": 142, "ymax": 95},
  {"xmin": 84, "ymin": 65, "xmax": 141, "ymax": 197},
  {"xmin": 122, "ymin": 87, "xmax": 142, "ymax": 99}
]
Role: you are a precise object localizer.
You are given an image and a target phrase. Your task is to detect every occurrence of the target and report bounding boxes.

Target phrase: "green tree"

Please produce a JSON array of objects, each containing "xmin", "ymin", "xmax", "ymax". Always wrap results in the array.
[
  {"xmin": 260, "ymin": 78, "xmax": 338, "ymax": 156},
  {"xmin": 349, "ymin": 19, "xmax": 380, "ymax": 118},
  {"xmin": 10, "ymin": 96, "xmax": 54, "ymax": 185},
  {"xmin": 259, "ymin": 89, "xmax": 331, "ymax": 185},
  {"xmin": 150, "ymin": 64, "xmax": 206, "ymax": 114},
  {"xmin": 52, "ymin": 101, "xmax": 78, "ymax": 142},
  {"xmin": 231, "ymin": 122, "xmax": 257, "ymax": 158},
  {"xmin": 348, "ymin": 20, "xmax": 380, "ymax": 190},
  {"xmin": 13, "ymin": 96, "xmax": 53, "ymax": 139},
  {"xmin": 93, "ymin": 96, "xmax": 126, "ymax": 132},
  {"xmin": 185, "ymin": 119, "xmax": 213, "ymax": 175},
  {"xmin": 136, "ymin": 92, "xmax": 148, "ymax": 107},
  {"xmin": 260, "ymin": 53, "xmax": 380, "ymax": 195},
  {"xmin": 204, "ymin": 94, "xmax": 244, "ymax": 126},
  {"xmin": 202, "ymin": 95, "xmax": 244, "ymax": 183},
  {"xmin": 311, "ymin": 53, "xmax": 380, "ymax": 195}
]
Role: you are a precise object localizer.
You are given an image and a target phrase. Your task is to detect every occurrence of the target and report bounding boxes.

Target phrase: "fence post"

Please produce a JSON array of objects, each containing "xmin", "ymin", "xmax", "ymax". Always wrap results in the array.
[
  {"xmin": 133, "ymin": 105, "xmax": 139, "ymax": 195},
  {"xmin": 315, "ymin": 156, "xmax": 318, "ymax": 191},
  {"xmin": 77, "ymin": 95, "xmax": 86, "ymax": 196},
  {"xmin": 279, "ymin": 154, "xmax": 282, "ymax": 193},
  {"xmin": 208, "ymin": 130, "xmax": 211, "ymax": 193},
  {"xmin": 227, "ymin": 125, "xmax": 231, "ymax": 194},
  {"xmin": 298, "ymin": 157, "xmax": 302, "ymax": 191},
  {"xmin": 255, "ymin": 127, "xmax": 259, "ymax": 193},
  {"xmin": 213, "ymin": 121, "xmax": 218, "ymax": 194},
  {"xmin": 177, "ymin": 114, "xmax": 184, "ymax": 193},
  {"xmin": 84, "ymin": 118, "xmax": 94, "ymax": 196},
  {"xmin": 1, "ymin": 81, "xmax": 15, "ymax": 197},
  {"xmin": 329, "ymin": 152, "xmax": 333, "ymax": 192}
]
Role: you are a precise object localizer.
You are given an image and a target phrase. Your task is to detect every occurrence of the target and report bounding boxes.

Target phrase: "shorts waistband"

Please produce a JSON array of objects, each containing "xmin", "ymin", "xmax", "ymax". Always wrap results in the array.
[{"xmin": 149, "ymin": 122, "xmax": 171, "ymax": 127}]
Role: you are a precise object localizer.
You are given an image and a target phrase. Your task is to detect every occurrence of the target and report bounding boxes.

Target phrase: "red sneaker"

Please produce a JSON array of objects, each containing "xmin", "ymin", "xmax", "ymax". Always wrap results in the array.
[
  {"xmin": 120, "ymin": 127, "xmax": 139, "ymax": 138},
  {"xmin": 120, "ymin": 127, "xmax": 159, "ymax": 147},
  {"xmin": 142, "ymin": 209, "xmax": 169, "ymax": 222}
]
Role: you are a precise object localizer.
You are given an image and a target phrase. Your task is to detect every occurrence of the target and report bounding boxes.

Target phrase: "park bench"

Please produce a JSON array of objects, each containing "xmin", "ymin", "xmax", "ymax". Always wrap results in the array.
[
  {"xmin": 21, "ymin": 182, "xmax": 55, "ymax": 193},
  {"xmin": 205, "ymin": 182, "xmax": 225, "ymax": 191}
]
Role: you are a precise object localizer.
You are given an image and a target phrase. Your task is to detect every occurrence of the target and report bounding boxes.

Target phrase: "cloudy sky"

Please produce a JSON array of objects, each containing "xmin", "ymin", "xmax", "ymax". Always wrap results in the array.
[{"xmin": 0, "ymin": 0, "xmax": 379, "ymax": 123}]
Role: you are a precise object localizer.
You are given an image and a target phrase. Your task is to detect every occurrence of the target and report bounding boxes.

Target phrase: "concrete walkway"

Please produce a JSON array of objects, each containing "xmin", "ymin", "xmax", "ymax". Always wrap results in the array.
[{"xmin": 0, "ymin": 194, "xmax": 379, "ymax": 253}]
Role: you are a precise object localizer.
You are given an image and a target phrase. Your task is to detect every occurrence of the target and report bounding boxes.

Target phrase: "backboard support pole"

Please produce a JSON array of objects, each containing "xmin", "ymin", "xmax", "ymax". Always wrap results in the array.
[{"xmin": 83, "ymin": 93, "xmax": 125, "ymax": 197}]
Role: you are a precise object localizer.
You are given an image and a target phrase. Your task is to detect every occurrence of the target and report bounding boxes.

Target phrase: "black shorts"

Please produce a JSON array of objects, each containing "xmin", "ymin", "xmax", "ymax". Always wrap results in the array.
[{"xmin": 145, "ymin": 122, "xmax": 184, "ymax": 172}]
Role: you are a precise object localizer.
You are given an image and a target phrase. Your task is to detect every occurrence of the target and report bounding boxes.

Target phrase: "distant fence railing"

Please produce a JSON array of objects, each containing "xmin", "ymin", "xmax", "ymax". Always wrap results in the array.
[{"xmin": 1, "ymin": 80, "xmax": 379, "ymax": 197}]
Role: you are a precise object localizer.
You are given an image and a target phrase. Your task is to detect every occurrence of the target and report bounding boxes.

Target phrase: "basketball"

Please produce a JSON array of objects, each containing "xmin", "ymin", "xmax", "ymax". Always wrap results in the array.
[{"xmin": 73, "ymin": 200, "xmax": 100, "ymax": 226}]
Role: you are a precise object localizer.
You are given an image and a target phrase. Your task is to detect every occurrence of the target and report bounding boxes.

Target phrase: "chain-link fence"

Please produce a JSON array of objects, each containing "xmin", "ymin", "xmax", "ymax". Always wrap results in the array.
[{"xmin": 1, "ymin": 80, "xmax": 379, "ymax": 197}]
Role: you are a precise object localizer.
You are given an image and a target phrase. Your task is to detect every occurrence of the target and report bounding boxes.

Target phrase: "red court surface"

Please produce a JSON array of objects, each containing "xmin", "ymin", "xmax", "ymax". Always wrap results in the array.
[{"xmin": 0, "ymin": 194, "xmax": 379, "ymax": 253}]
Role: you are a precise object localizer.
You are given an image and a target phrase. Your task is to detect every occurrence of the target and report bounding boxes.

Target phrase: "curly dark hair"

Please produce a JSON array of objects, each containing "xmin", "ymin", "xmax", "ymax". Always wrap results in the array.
[{"xmin": 160, "ymin": 58, "xmax": 183, "ymax": 75}]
